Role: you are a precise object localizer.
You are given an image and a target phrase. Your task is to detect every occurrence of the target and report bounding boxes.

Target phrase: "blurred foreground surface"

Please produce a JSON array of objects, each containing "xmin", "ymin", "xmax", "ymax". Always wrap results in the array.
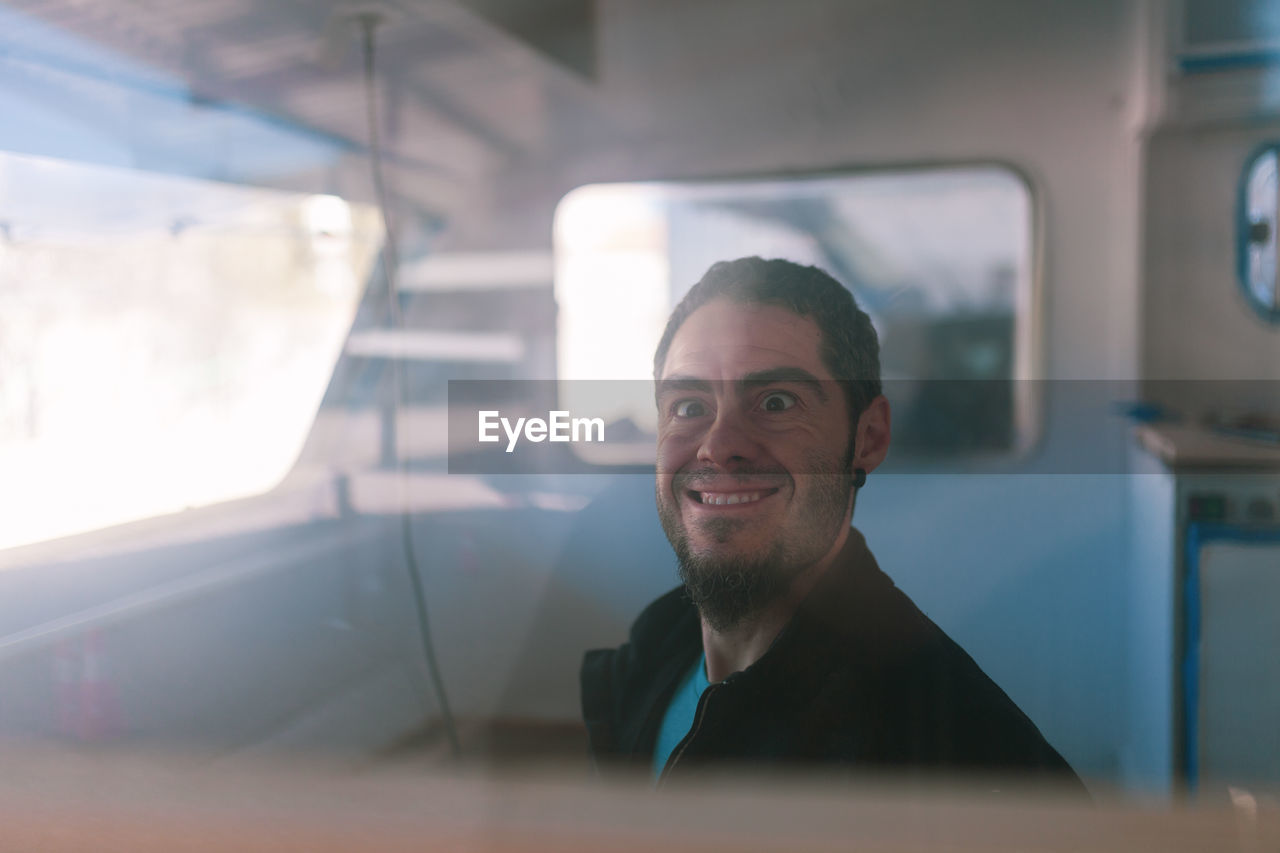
[{"xmin": 0, "ymin": 746, "xmax": 1275, "ymax": 852}]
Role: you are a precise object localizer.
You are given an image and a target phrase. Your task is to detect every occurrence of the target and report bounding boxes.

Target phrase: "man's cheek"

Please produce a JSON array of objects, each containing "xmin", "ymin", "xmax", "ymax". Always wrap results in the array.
[{"xmin": 655, "ymin": 474, "xmax": 682, "ymax": 514}]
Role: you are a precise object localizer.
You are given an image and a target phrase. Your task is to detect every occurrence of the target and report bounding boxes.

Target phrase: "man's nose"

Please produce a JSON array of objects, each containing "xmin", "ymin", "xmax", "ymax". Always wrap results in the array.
[{"xmin": 696, "ymin": 407, "xmax": 761, "ymax": 467}]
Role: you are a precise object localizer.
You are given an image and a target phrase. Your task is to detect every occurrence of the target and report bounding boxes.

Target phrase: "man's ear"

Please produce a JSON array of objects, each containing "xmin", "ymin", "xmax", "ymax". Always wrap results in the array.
[{"xmin": 851, "ymin": 395, "xmax": 891, "ymax": 475}]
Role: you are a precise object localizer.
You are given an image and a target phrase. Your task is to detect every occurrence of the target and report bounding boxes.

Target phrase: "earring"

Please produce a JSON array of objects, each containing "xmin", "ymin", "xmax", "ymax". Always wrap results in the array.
[{"xmin": 853, "ymin": 468, "xmax": 867, "ymax": 489}]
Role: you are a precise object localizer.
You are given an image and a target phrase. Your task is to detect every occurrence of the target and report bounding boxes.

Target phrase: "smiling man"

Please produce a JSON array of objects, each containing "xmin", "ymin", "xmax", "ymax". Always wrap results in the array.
[{"xmin": 580, "ymin": 257, "xmax": 1080, "ymax": 790}]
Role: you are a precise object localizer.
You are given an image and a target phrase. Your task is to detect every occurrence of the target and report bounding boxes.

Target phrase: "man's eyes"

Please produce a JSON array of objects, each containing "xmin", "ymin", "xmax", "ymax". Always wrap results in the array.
[
  {"xmin": 672, "ymin": 399, "xmax": 708, "ymax": 418},
  {"xmin": 669, "ymin": 391, "xmax": 798, "ymax": 419},
  {"xmin": 760, "ymin": 391, "xmax": 797, "ymax": 412}
]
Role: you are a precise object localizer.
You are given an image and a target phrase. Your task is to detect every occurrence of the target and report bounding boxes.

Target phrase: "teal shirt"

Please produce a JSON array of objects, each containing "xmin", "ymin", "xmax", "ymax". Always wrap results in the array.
[{"xmin": 652, "ymin": 653, "xmax": 710, "ymax": 779}]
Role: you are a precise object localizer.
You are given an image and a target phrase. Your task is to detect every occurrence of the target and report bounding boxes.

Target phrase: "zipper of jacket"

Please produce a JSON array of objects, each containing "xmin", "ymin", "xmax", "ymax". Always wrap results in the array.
[{"xmin": 655, "ymin": 680, "xmax": 724, "ymax": 788}]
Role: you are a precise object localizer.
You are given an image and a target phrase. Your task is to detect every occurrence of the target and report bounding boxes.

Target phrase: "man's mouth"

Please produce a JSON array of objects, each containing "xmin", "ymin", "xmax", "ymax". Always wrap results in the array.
[{"xmin": 688, "ymin": 487, "xmax": 780, "ymax": 507}]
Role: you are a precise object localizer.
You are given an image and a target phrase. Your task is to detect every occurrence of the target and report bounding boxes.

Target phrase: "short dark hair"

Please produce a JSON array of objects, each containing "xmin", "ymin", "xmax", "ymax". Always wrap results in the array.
[{"xmin": 653, "ymin": 256, "xmax": 882, "ymax": 428}]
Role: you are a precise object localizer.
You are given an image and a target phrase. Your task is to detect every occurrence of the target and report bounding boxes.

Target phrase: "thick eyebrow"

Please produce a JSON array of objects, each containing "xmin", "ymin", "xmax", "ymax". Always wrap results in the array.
[
  {"xmin": 740, "ymin": 367, "xmax": 830, "ymax": 403},
  {"xmin": 656, "ymin": 369, "xmax": 831, "ymax": 403},
  {"xmin": 655, "ymin": 375, "xmax": 714, "ymax": 398}
]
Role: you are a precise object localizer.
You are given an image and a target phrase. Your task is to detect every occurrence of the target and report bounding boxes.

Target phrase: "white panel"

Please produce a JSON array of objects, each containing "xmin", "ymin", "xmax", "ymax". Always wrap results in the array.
[{"xmin": 1198, "ymin": 538, "xmax": 1280, "ymax": 789}]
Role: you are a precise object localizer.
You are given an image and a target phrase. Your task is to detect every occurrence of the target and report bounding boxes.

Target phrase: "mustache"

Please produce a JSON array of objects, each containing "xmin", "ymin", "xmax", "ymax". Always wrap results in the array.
[{"xmin": 672, "ymin": 465, "xmax": 791, "ymax": 492}]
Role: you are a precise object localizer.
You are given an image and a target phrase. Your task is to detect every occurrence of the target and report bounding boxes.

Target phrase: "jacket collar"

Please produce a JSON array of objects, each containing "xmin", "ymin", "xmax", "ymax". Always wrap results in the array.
[
  {"xmin": 722, "ymin": 527, "xmax": 898, "ymax": 701},
  {"xmin": 619, "ymin": 526, "xmax": 908, "ymax": 754}
]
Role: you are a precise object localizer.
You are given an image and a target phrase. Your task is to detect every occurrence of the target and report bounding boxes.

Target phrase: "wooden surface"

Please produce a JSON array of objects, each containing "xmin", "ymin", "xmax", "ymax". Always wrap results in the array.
[
  {"xmin": 1135, "ymin": 423, "xmax": 1280, "ymax": 471},
  {"xmin": 0, "ymin": 747, "xmax": 1275, "ymax": 852}
]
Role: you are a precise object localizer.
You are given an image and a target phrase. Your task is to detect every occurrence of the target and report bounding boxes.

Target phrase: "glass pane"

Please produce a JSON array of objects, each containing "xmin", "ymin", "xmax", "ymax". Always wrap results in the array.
[
  {"xmin": 553, "ymin": 166, "xmax": 1035, "ymax": 463},
  {"xmin": 0, "ymin": 150, "xmax": 382, "ymax": 551},
  {"xmin": 1244, "ymin": 147, "xmax": 1279, "ymax": 314}
]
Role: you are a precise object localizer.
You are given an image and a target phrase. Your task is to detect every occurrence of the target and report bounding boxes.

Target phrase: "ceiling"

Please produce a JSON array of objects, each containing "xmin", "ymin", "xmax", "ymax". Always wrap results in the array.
[{"xmin": 0, "ymin": 0, "xmax": 602, "ymax": 211}]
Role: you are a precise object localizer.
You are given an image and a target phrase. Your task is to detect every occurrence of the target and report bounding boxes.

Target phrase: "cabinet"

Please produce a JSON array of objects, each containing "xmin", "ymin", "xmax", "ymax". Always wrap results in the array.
[{"xmin": 1132, "ymin": 424, "xmax": 1280, "ymax": 795}]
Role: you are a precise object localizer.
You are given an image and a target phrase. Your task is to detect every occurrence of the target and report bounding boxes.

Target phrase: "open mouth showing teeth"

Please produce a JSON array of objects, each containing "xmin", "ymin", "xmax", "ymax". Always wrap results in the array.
[{"xmin": 690, "ymin": 488, "xmax": 779, "ymax": 506}]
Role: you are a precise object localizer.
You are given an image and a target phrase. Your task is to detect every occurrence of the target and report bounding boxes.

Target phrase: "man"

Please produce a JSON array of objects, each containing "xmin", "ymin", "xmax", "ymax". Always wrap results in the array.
[{"xmin": 580, "ymin": 257, "xmax": 1080, "ymax": 789}]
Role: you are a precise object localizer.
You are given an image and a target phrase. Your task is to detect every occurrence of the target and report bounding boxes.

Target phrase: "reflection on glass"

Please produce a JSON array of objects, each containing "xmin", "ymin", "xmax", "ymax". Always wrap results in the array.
[
  {"xmin": 553, "ymin": 167, "xmax": 1037, "ymax": 464},
  {"xmin": 0, "ymin": 150, "xmax": 382, "ymax": 551},
  {"xmin": 1243, "ymin": 146, "xmax": 1280, "ymax": 318}
]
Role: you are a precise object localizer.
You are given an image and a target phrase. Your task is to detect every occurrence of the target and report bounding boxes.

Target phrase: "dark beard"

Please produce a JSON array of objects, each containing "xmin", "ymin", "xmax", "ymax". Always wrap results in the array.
[
  {"xmin": 674, "ymin": 533, "xmax": 801, "ymax": 632},
  {"xmin": 658, "ymin": 457, "xmax": 855, "ymax": 633}
]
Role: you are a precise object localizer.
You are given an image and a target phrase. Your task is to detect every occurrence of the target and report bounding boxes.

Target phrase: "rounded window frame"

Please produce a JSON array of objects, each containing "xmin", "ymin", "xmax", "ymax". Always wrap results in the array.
[{"xmin": 1236, "ymin": 142, "xmax": 1280, "ymax": 325}]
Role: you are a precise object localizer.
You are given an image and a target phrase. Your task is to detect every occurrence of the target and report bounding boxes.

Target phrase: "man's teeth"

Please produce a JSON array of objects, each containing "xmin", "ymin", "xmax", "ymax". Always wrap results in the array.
[{"xmin": 700, "ymin": 491, "xmax": 766, "ymax": 506}]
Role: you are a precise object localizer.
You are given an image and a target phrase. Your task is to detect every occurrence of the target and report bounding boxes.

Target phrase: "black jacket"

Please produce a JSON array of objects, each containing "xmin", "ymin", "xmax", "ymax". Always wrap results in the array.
[{"xmin": 581, "ymin": 528, "xmax": 1082, "ymax": 789}]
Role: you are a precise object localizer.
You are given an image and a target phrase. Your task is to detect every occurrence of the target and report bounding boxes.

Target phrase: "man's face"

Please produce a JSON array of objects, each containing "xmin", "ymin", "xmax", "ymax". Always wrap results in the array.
[{"xmin": 655, "ymin": 298, "xmax": 856, "ymax": 631}]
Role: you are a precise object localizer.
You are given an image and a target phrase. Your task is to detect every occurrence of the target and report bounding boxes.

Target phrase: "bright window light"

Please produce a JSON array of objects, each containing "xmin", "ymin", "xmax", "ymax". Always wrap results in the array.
[
  {"xmin": 0, "ymin": 150, "xmax": 382, "ymax": 552},
  {"xmin": 553, "ymin": 167, "xmax": 1036, "ymax": 464}
]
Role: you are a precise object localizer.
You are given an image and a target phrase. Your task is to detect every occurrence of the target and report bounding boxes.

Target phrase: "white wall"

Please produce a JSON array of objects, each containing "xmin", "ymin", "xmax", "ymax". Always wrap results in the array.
[{"xmin": 1144, "ymin": 122, "xmax": 1280, "ymax": 388}]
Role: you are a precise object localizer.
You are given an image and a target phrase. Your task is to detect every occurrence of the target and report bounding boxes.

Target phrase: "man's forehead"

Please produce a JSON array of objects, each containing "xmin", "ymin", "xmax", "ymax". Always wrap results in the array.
[{"xmin": 659, "ymin": 299, "xmax": 829, "ymax": 380}]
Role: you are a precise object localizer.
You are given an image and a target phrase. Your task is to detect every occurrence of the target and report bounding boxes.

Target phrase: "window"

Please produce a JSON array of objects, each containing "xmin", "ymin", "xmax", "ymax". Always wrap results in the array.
[
  {"xmin": 552, "ymin": 166, "xmax": 1038, "ymax": 465},
  {"xmin": 0, "ymin": 150, "xmax": 381, "ymax": 551},
  {"xmin": 1240, "ymin": 144, "xmax": 1280, "ymax": 322}
]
